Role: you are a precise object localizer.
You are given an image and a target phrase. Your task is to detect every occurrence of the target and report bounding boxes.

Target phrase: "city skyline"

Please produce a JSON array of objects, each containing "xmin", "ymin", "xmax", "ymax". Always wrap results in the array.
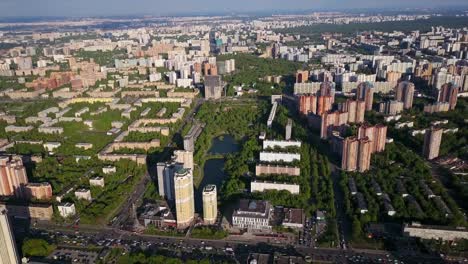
[{"xmin": 0, "ymin": 0, "xmax": 468, "ymax": 18}]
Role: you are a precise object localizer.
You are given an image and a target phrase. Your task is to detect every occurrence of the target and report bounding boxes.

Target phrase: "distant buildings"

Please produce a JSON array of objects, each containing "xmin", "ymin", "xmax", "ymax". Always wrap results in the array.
[
  {"xmin": 174, "ymin": 168, "xmax": 195, "ymax": 228},
  {"xmin": 202, "ymin": 185, "xmax": 217, "ymax": 225},
  {"xmin": 423, "ymin": 127, "xmax": 443, "ymax": 160},
  {"xmin": 0, "ymin": 209, "xmax": 19, "ymax": 264}
]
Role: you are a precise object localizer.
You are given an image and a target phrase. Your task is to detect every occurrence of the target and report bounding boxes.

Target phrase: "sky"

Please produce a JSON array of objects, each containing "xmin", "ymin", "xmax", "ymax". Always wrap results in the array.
[{"xmin": 0, "ymin": 0, "xmax": 467, "ymax": 18}]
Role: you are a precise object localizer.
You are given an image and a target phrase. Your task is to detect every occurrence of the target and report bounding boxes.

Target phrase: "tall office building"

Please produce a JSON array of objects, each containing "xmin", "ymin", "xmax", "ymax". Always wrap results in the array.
[
  {"xmin": 437, "ymin": 83, "xmax": 459, "ymax": 110},
  {"xmin": 174, "ymin": 168, "xmax": 195, "ymax": 228},
  {"xmin": 356, "ymin": 82, "xmax": 374, "ymax": 111},
  {"xmin": 395, "ymin": 81, "xmax": 415, "ymax": 109},
  {"xmin": 0, "ymin": 210, "xmax": 19, "ymax": 264},
  {"xmin": 0, "ymin": 156, "xmax": 28, "ymax": 198},
  {"xmin": 423, "ymin": 127, "xmax": 443, "ymax": 160},
  {"xmin": 204, "ymin": 75, "xmax": 223, "ymax": 99},
  {"xmin": 298, "ymin": 95, "xmax": 317, "ymax": 115},
  {"xmin": 202, "ymin": 185, "xmax": 217, "ymax": 225}
]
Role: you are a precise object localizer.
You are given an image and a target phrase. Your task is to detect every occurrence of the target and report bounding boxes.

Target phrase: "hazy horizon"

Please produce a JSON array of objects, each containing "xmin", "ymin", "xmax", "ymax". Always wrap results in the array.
[{"xmin": 0, "ymin": 0, "xmax": 467, "ymax": 18}]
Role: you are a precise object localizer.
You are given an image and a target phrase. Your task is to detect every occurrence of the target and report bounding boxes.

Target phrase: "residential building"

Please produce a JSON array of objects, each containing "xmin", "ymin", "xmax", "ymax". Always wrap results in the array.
[
  {"xmin": 356, "ymin": 82, "xmax": 374, "ymax": 111},
  {"xmin": 437, "ymin": 83, "xmax": 459, "ymax": 110},
  {"xmin": 174, "ymin": 168, "xmax": 195, "ymax": 228},
  {"xmin": 57, "ymin": 203, "xmax": 76, "ymax": 218},
  {"xmin": 423, "ymin": 127, "xmax": 443, "ymax": 160},
  {"xmin": 25, "ymin": 182, "xmax": 52, "ymax": 200},
  {"xmin": 0, "ymin": 209, "xmax": 19, "ymax": 264},
  {"xmin": 395, "ymin": 81, "xmax": 415, "ymax": 109},
  {"xmin": 202, "ymin": 185, "xmax": 217, "ymax": 225},
  {"xmin": 0, "ymin": 156, "xmax": 29, "ymax": 198},
  {"xmin": 204, "ymin": 75, "xmax": 223, "ymax": 99}
]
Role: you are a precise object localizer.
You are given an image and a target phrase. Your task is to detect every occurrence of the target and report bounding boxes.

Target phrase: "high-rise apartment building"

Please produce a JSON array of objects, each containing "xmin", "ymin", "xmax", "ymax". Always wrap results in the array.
[
  {"xmin": 320, "ymin": 111, "xmax": 348, "ymax": 139},
  {"xmin": 341, "ymin": 137, "xmax": 359, "ymax": 171},
  {"xmin": 298, "ymin": 95, "xmax": 317, "ymax": 115},
  {"xmin": 338, "ymin": 99, "xmax": 365, "ymax": 124},
  {"xmin": 204, "ymin": 75, "xmax": 223, "ymax": 99},
  {"xmin": 174, "ymin": 168, "xmax": 195, "ymax": 228},
  {"xmin": 173, "ymin": 150, "xmax": 194, "ymax": 171},
  {"xmin": 395, "ymin": 81, "xmax": 415, "ymax": 109},
  {"xmin": 0, "ymin": 156, "xmax": 28, "ymax": 198},
  {"xmin": 319, "ymin": 81, "xmax": 335, "ymax": 100},
  {"xmin": 379, "ymin": 100, "xmax": 404, "ymax": 115},
  {"xmin": 423, "ymin": 127, "xmax": 443, "ymax": 160},
  {"xmin": 317, "ymin": 96, "xmax": 333, "ymax": 116},
  {"xmin": 341, "ymin": 137, "xmax": 372, "ymax": 172},
  {"xmin": 0, "ymin": 210, "xmax": 19, "ymax": 264},
  {"xmin": 358, "ymin": 124, "xmax": 387, "ymax": 153},
  {"xmin": 356, "ymin": 82, "xmax": 374, "ymax": 111},
  {"xmin": 295, "ymin": 70, "xmax": 309, "ymax": 83},
  {"xmin": 356, "ymin": 138, "xmax": 372, "ymax": 172},
  {"xmin": 202, "ymin": 185, "xmax": 217, "ymax": 225},
  {"xmin": 437, "ymin": 83, "xmax": 459, "ymax": 110}
]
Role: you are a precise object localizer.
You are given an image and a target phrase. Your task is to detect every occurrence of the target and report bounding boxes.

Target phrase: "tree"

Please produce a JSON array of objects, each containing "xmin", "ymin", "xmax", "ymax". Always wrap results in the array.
[
  {"xmin": 352, "ymin": 217, "xmax": 363, "ymax": 240},
  {"xmin": 22, "ymin": 238, "xmax": 56, "ymax": 257}
]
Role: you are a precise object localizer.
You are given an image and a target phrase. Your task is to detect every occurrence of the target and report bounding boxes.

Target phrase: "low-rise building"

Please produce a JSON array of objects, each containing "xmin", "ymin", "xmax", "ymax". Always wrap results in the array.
[
  {"xmin": 57, "ymin": 203, "xmax": 76, "ymax": 218},
  {"xmin": 250, "ymin": 181, "xmax": 300, "ymax": 194},
  {"xmin": 102, "ymin": 166, "xmax": 117, "ymax": 174},
  {"xmin": 74, "ymin": 189, "xmax": 92, "ymax": 201},
  {"xmin": 89, "ymin": 177, "xmax": 105, "ymax": 187},
  {"xmin": 232, "ymin": 199, "xmax": 272, "ymax": 232}
]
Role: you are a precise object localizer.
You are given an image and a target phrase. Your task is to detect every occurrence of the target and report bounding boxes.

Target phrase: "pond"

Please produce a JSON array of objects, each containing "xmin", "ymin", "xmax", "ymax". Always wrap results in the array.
[{"xmin": 194, "ymin": 135, "xmax": 239, "ymax": 212}]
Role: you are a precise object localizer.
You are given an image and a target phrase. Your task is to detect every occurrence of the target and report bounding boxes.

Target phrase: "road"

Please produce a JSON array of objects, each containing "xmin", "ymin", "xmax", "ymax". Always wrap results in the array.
[
  {"xmin": 330, "ymin": 164, "xmax": 352, "ymax": 247},
  {"xmin": 32, "ymin": 223, "xmax": 447, "ymax": 264}
]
